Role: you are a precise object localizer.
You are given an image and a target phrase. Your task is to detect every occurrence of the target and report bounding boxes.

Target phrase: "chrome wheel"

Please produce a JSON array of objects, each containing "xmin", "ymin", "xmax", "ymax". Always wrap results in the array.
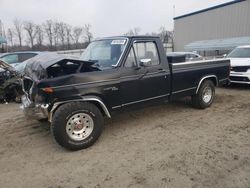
[
  {"xmin": 202, "ymin": 87, "xmax": 212, "ymax": 103},
  {"xmin": 66, "ymin": 113, "xmax": 94, "ymax": 141}
]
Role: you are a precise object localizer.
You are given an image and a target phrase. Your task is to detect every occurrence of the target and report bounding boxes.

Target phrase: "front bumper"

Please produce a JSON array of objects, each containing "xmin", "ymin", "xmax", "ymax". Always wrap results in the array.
[
  {"xmin": 20, "ymin": 95, "xmax": 49, "ymax": 120},
  {"xmin": 229, "ymin": 72, "xmax": 250, "ymax": 84}
]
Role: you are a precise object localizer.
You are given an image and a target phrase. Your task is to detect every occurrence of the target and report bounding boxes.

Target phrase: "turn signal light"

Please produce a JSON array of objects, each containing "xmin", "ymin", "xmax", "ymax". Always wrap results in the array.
[{"xmin": 42, "ymin": 87, "xmax": 54, "ymax": 93}]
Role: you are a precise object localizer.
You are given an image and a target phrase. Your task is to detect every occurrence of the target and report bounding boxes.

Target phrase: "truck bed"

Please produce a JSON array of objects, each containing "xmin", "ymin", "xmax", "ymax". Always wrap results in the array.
[{"xmin": 170, "ymin": 58, "xmax": 230, "ymax": 98}]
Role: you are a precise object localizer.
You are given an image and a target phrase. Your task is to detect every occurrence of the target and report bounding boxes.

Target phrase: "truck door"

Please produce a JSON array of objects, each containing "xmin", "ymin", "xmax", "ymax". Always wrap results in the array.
[
  {"xmin": 119, "ymin": 47, "xmax": 143, "ymax": 107},
  {"xmin": 133, "ymin": 41, "xmax": 171, "ymax": 101}
]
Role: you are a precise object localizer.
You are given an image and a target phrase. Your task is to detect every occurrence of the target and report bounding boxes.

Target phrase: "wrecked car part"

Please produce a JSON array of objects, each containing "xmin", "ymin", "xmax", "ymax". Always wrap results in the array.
[
  {"xmin": 24, "ymin": 53, "xmax": 99, "ymax": 81},
  {"xmin": 0, "ymin": 59, "xmax": 22, "ymax": 102},
  {"xmin": 21, "ymin": 53, "xmax": 112, "ymax": 122}
]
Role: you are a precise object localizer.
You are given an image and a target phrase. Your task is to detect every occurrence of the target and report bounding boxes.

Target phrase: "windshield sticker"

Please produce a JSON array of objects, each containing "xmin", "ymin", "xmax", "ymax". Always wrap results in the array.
[{"xmin": 111, "ymin": 40, "xmax": 126, "ymax": 45}]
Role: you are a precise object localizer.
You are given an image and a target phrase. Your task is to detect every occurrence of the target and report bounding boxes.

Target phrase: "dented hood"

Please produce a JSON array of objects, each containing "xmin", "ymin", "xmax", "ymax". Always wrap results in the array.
[{"xmin": 24, "ymin": 53, "xmax": 94, "ymax": 81}]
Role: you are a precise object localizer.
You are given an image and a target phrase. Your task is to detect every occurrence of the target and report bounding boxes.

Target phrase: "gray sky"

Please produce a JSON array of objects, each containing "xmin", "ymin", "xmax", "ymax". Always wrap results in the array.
[{"xmin": 0, "ymin": 0, "xmax": 229, "ymax": 37}]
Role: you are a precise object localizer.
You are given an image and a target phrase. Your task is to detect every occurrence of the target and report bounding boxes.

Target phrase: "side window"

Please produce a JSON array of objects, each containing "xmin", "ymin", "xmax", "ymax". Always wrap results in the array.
[
  {"xmin": 133, "ymin": 42, "xmax": 160, "ymax": 66},
  {"xmin": 124, "ymin": 48, "xmax": 137, "ymax": 68},
  {"xmin": 19, "ymin": 53, "xmax": 37, "ymax": 62}
]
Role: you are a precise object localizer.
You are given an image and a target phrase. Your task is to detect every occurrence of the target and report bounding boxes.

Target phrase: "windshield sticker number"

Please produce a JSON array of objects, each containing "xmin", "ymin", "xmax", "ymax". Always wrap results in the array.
[{"xmin": 111, "ymin": 40, "xmax": 126, "ymax": 45}]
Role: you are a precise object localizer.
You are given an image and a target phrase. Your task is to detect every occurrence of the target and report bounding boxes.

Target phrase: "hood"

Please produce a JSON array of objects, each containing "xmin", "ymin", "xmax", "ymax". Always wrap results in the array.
[
  {"xmin": 229, "ymin": 58, "xmax": 250, "ymax": 67},
  {"xmin": 24, "ymin": 53, "xmax": 95, "ymax": 81}
]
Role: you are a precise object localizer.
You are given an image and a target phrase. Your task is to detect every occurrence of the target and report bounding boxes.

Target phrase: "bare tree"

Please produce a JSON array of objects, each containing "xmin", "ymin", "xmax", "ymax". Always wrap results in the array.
[
  {"xmin": 159, "ymin": 26, "xmax": 173, "ymax": 44},
  {"xmin": 13, "ymin": 19, "xmax": 23, "ymax": 47},
  {"xmin": 36, "ymin": 25, "xmax": 44, "ymax": 48},
  {"xmin": 7, "ymin": 28, "xmax": 14, "ymax": 47},
  {"xmin": 43, "ymin": 20, "xmax": 53, "ymax": 49},
  {"xmin": 159, "ymin": 26, "xmax": 168, "ymax": 43},
  {"xmin": 72, "ymin": 27, "xmax": 82, "ymax": 48},
  {"xmin": 53, "ymin": 21, "xmax": 60, "ymax": 49},
  {"xmin": 24, "ymin": 21, "xmax": 37, "ymax": 49},
  {"xmin": 124, "ymin": 27, "xmax": 141, "ymax": 36},
  {"xmin": 0, "ymin": 20, "xmax": 4, "ymax": 37},
  {"xmin": 58, "ymin": 22, "xmax": 66, "ymax": 49},
  {"xmin": 65, "ymin": 24, "xmax": 72, "ymax": 50},
  {"xmin": 83, "ymin": 24, "xmax": 93, "ymax": 43}
]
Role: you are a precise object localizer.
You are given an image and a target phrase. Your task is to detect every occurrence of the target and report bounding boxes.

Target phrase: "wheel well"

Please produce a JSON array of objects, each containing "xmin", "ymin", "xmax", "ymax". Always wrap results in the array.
[
  {"xmin": 49, "ymin": 97, "xmax": 111, "ymax": 122},
  {"xmin": 207, "ymin": 77, "xmax": 217, "ymax": 86},
  {"xmin": 88, "ymin": 100, "xmax": 106, "ymax": 117},
  {"xmin": 196, "ymin": 76, "xmax": 218, "ymax": 94}
]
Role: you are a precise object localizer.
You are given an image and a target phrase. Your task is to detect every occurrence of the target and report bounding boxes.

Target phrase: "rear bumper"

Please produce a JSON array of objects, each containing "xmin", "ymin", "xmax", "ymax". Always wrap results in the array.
[
  {"xmin": 20, "ymin": 95, "xmax": 49, "ymax": 120},
  {"xmin": 229, "ymin": 72, "xmax": 250, "ymax": 84}
]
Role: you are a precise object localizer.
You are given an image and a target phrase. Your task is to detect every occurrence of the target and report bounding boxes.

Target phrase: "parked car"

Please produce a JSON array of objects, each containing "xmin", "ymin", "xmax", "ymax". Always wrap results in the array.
[
  {"xmin": 227, "ymin": 46, "xmax": 250, "ymax": 84},
  {"xmin": 0, "ymin": 51, "xmax": 40, "ymax": 67},
  {"xmin": 21, "ymin": 36, "xmax": 230, "ymax": 150},
  {"xmin": 167, "ymin": 52, "xmax": 203, "ymax": 62}
]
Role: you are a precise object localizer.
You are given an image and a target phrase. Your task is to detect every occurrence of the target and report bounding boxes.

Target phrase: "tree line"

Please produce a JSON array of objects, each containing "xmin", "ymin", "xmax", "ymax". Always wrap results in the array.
[
  {"xmin": 0, "ymin": 19, "xmax": 173, "ymax": 52},
  {"xmin": 0, "ymin": 19, "xmax": 93, "ymax": 52}
]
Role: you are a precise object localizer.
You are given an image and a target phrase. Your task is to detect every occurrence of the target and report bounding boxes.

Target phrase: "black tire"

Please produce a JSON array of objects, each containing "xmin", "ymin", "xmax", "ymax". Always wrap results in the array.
[
  {"xmin": 192, "ymin": 80, "xmax": 215, "ymax": 109},
  {"xmin": 51, "ymin": 102, "xmax": 104, "ymax": 150}
]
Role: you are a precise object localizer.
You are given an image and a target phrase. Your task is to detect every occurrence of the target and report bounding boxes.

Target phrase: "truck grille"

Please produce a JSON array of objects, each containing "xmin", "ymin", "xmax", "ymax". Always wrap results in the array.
[
  {"xmin": 230, "ymin": 76, "xmax": 250, "ymax": 82},
  {"xmin": 231, "ymin": 66, "xmax": 250, "ymax": 72}
]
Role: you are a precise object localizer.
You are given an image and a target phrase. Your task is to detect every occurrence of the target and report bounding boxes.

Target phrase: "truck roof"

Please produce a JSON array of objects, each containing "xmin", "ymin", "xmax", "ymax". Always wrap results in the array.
[{"xmin": 96, "ymin": 35, "xmax": 160, "ymax": 40}]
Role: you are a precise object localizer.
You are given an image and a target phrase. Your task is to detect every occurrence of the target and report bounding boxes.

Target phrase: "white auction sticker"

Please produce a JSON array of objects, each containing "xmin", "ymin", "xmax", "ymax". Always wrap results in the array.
[{"xmin": 111, "ymin": 40, "xmax": 126, "ymax": 45}]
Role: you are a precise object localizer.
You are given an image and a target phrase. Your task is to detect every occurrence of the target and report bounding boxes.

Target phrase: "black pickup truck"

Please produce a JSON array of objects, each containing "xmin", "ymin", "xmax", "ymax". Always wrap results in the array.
[{"xmin": 21, "ymin": 36, "xmax": 230, "ymax": 150}]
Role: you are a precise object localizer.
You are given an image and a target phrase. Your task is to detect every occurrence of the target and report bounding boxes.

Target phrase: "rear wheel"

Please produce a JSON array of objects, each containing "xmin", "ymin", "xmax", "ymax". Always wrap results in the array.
[
  {"xmin": 51, "ymin": 102, "xmax": 104, "ymax": 150},
  {"xmin": 192, "ymin": 80, "xmax": 215, "ymax": 109}
]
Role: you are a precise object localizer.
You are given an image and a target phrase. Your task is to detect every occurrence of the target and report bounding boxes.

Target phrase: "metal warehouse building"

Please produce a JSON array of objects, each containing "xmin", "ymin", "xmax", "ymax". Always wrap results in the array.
[{"xmin": 173, "ymin": 0, "xmax": 250, "ymax": 56}]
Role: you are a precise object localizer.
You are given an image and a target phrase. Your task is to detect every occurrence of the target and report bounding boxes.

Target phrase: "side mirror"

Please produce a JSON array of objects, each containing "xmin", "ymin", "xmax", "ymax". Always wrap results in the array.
[{"xmin": 140, "ymin": 58, "xmax": 152, "ymax": 67}]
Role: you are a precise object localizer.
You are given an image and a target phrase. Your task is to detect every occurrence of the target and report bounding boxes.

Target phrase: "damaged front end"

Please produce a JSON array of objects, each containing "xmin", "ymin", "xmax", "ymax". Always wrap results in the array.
[
  {"xmin": 21, "ymin": 76, "xmax": 49, "ymax": 120},
  {"xmin": 21, "ymin": 53, "xmax": 100, "ymax": 121},
  {"xmin": 0, "ymin": 59, "xmax": 22, "ymax": 102}
]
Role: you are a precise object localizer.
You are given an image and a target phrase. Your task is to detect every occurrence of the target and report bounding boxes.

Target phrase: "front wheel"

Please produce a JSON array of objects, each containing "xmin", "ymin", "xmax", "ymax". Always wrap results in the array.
[
  {"xmin": 192, "ymin": 80, "xmax": 215, "ymax": 109},
  {"xmin": 51, "ymin": 102, "xmax": 104, "ymax": 150}
]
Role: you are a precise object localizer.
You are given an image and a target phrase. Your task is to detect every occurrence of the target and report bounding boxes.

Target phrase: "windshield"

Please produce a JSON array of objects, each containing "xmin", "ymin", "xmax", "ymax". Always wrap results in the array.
[
  {"xmin": 227, "ymin": 48, "xmax": 250, "ymax": 58},
  {"xmin": 80, "ymin": 38, "xmax": 127, "ymax": 69},
  {"xmin": 0, "ymin": 54, "xmax": 18, "ymax": 64}
]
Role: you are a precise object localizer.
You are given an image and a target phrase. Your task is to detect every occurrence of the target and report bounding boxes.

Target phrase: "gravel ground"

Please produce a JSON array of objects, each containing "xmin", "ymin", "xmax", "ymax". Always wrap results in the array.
[{"xmin": 0, "ymin": 85, "xmax": 250, "ymax": 188}]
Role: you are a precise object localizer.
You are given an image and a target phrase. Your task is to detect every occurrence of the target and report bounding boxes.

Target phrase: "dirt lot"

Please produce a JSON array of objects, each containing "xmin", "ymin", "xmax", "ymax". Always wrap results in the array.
[{"xmin": 0, "ymin": 85, "xmax": 250, "ymax": 188}]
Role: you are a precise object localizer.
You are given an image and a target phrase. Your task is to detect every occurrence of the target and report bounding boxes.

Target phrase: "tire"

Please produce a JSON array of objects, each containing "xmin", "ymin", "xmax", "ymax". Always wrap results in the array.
[
  {"xmin": 192, "ymin": 80, "xmax": 215, "ymax": 109},
  {"xmin": 51, "ymin": 102, "xmax": 104, "ymax": 150}
]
